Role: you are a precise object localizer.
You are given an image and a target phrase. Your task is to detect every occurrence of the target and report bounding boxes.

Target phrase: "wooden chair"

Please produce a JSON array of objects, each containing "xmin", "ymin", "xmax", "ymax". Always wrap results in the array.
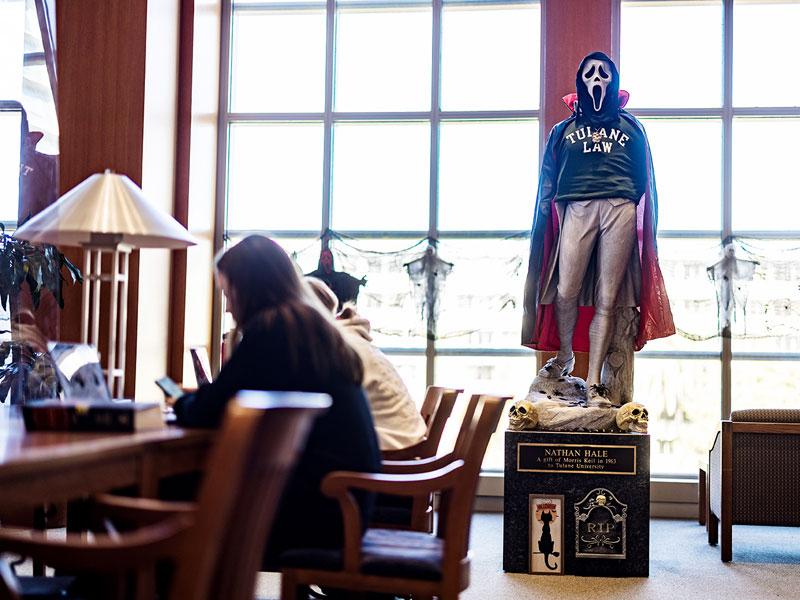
[
  {"xmin": 707, "ymin": 408, "xmax": 800, "ymax": 562},
  {"xmin": 280, "ymin": 393, "xmax": 510, "ymax": 600},
  {"xmin": 0, "ymin": 391, "xmax": 330, "ymax": 600},
  {"xmin": 376, "ymin": 393, "xmax": 484, "ymax": 532},
  {"xmin": 381, "ymin": 386, "xmax": 462, "ymax": 461},
  {"xmin": 371, "ymin": 387, "xmax": 462, "ymax": 532}
]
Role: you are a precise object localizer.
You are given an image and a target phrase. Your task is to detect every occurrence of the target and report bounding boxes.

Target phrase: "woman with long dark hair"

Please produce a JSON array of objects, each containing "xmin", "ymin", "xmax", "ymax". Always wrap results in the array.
[{"xmin": 172, "ymin": 235, "xmax": 380, "ymax": 567}]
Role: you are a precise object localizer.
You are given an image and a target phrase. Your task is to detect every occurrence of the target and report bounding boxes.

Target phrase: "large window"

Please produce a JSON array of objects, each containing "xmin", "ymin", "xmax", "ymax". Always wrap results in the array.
[
  {"xmin": 219, "ymin": 0, "xmax": 541, "ymax": 470},
  {"xmin": 0, "ymin": 0, "xmax": 26, "ymax": 224},
  {"xmin": 621, "ymin": 0, "xmax": 800, "ymax": 476},
  {"xmin": 0, "ymin": 0, "xmax": 58, "ymax": 226}
]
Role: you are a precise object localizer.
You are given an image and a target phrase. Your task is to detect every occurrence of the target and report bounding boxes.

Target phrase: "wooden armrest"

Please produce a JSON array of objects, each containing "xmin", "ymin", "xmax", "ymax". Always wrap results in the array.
[
  {"xmin": 381, "ymin": 438, "xmax": 431, "ymax": 461},
  {"xmin": 0, "ymin": 518, "xmax": 191, "ymax": 572},
  {"xmin": 323, "ymin": 460, "xmax": 464, "ymax": 499},
  {"xmin": 91, "ymin": 494, "xmax": 195, "ymax": 527},
  {"xmin": 320, "ymin": 461, "xmax": 464, "ymax": 573},
  {"xmin": 381, "ymin": 452, "xmax": 456, "ymax": 474}
]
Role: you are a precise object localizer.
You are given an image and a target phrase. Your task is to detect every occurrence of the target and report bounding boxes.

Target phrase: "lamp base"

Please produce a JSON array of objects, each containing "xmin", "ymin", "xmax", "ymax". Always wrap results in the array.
[{"xmin": 80, "ymin": 244, "xmax": 131, "ymax": 398}]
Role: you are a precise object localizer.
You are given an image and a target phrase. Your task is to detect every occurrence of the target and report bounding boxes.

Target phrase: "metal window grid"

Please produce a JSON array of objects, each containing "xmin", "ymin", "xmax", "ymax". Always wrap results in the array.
[
  {"xmin": 215, "ymin": 0, "xmax": 542, "ymax": 382},
  {"xmin": 216, "ymin": 0, "xmax": 800, "ymax": 417},
  {"xmin": 622, "ymin": 0, "xmax": 800, "ymax": 419}
]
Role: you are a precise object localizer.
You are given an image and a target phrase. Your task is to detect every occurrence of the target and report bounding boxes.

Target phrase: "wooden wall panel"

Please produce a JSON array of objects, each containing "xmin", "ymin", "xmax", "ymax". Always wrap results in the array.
[
  {"xmin": 56, "ymin": 0, "xmax": 148, "ymax": 396},
  {"xmin": 167, "ymin": 0, "xmax": 195, "ymax": 382},
  {"xmin": 542, "ymin": 0, "xmax": 618, "ymax": 133}
]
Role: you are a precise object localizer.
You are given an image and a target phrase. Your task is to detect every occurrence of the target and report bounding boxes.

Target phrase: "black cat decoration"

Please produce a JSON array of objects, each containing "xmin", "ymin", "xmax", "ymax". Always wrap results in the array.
[
  {"xmin": 537, "ymin": 510, "xmax": 560, "ymax": 570},
  {"xmin": 530, "ymin": 497, "xmax": 564, "ymax": 574}
]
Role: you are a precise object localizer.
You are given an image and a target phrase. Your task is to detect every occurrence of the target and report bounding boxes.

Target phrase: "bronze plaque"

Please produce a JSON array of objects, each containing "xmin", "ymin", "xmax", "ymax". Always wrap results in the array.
[{"xmin": 517, "ymin": 443, "xmax": 636, "ymax": 476}]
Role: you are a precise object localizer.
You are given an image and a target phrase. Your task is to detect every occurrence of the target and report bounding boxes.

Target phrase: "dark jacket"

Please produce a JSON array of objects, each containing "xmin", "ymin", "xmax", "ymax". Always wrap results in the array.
[{"xmin": 174, "ymin": 316, "xmax": 380, "ymax": 567}]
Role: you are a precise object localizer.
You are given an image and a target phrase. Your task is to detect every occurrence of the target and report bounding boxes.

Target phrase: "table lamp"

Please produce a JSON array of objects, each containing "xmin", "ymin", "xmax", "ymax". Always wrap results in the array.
[{"xmin": 14, "ymin": 170, "xmax": 196, "ymax": 397}]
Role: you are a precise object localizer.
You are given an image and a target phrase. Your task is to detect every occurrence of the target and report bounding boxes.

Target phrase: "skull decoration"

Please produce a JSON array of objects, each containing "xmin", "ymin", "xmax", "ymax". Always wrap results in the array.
[
  {"xmin": 581, "ymin": 59, "xmax": 612, "ymax": 112},
  {"xmin": 615, "ymin": 403, "xmax": 649, "ymax": 433},
  {"xmin": 508, "ymin": 399, "xmax": 538, "ymax": 431}
]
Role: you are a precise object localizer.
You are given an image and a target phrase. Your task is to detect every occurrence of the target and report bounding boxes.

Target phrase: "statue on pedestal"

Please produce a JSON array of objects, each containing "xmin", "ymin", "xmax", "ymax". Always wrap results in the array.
[{"xmin": 517, "ymin": 52, "xmax": 674, "ymax": 432}]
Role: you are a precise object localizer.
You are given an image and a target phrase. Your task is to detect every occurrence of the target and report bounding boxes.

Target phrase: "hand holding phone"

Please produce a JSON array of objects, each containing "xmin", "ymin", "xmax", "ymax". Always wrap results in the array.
[{"xmin": 155, "ymin": 376, "xmax": 184, "ymax": 399}]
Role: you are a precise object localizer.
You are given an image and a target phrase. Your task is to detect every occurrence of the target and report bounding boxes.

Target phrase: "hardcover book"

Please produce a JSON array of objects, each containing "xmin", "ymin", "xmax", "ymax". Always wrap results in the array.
[{"xmin": 23, "ymin": 400, "xmax": 165, "ymax": 432}]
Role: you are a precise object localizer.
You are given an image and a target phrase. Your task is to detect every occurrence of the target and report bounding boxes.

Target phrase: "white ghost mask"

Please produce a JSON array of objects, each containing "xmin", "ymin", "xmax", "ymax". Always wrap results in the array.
[{"xmin": 581, "ymin": 59, "xmax": 612, "ymax": 112}]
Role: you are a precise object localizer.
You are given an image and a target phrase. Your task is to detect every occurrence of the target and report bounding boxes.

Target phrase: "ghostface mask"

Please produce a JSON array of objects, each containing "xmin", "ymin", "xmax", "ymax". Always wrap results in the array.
[
  {"xmin": 581, "ymin": 59, "xmax": 612, "ymax": 112},
  {"xmin": 574, "ymin": 51, "xmax": 620, "ymax": 124}
]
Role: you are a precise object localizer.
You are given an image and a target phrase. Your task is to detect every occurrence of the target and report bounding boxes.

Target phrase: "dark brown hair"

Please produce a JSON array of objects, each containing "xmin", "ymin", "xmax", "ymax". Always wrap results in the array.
[{"xmin": 216, "ymin": 236, "xmax": 362, "ymax": 384}]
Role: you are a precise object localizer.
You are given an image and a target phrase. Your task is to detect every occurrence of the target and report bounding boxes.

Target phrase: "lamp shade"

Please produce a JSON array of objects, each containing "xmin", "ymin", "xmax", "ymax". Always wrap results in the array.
[{"xmin": 13, "ymin": 170, "xmax": 197, "ymax": 249}]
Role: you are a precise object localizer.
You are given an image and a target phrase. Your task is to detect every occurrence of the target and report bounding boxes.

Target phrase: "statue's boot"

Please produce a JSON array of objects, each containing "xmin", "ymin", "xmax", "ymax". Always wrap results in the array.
[{"xmin": 537, "ymin": 354, "xmax": 576, "ymax": 379}]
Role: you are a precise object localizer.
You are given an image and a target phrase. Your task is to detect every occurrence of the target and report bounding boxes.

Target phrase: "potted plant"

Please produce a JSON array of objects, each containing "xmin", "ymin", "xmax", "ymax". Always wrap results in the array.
[{"xmin": 0, "ymin": 225, "xmax": 82, "ymax": 403}]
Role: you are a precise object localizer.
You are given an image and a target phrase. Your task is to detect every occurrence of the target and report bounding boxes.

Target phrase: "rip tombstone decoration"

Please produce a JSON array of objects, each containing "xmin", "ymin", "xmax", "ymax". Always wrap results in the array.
[{"xmin": 503, "ymin": 429, "xmax": 650, "ymax": 577}]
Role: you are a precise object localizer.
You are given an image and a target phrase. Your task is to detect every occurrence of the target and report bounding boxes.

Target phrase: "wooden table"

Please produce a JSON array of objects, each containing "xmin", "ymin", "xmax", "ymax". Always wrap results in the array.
[{"xmin": 0, "ymin": 406, "xmax": 213, "ymax": 508}]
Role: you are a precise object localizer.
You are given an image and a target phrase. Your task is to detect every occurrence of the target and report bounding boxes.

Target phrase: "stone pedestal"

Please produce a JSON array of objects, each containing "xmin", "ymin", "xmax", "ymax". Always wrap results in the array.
[{"xmin": 503, "ymin": 429, "xmax": 650, "ymax": 577}]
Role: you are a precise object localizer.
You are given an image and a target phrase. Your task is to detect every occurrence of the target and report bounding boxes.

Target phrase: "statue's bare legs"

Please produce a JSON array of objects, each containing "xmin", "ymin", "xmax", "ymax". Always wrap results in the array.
[{"xmin": 553, "ymin": 200, "xmax": 637, "ymax": 404}]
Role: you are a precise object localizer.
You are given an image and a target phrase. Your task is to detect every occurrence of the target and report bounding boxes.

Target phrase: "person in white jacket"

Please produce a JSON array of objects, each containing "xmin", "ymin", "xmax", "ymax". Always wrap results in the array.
[{"xmin": 307, "ymin": 277, "xmax": 427, "ymax": 451}]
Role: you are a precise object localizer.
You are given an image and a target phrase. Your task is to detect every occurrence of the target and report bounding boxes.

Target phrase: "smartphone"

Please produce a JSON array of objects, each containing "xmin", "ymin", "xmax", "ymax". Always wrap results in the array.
[{"xmin": 155, "ymin": 376, "xmax": 184, "ymax": 399}]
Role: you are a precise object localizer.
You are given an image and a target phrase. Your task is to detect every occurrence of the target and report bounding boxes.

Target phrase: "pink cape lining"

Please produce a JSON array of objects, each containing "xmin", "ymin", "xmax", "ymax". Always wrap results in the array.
[{"xmin": 561, "ymin": 90, "xmax": 630, "ymax": 111}]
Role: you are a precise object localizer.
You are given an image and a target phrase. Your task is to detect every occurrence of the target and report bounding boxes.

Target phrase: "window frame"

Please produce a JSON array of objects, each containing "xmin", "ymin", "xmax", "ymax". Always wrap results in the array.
[
  {"xmin": 214, "ymin": 0, "xmax": 800, "ymax": 486},
  {"xmin": 213, "ymin": 0, "xmax": 543, "ymax": 407},
  {"xmin": 621, "ymin": 0, "xmax": 800, "ymax": 448}
]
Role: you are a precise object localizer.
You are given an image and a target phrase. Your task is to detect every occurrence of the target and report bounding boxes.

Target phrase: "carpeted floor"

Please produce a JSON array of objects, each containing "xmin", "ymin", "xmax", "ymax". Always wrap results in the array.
[{"xmin": 256, "ymin": 514, "xmax": 800, "ymax": 599}]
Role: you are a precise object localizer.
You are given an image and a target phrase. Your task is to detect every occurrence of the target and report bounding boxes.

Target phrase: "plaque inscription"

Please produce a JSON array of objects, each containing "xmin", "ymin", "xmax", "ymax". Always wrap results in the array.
[{"xmin": 517, "ymin": 443, "xmax": 636, "ymax": 475}]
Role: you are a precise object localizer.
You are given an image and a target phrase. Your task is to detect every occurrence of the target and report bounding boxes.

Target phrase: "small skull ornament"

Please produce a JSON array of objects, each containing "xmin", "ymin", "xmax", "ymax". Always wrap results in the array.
[
  {"xmin": 615, "ymin": 402, "xmax": 649, "ymax": 433},
  {"xmin": 508, "ymin": 399, "xmax": 538, "ymax": 431}
]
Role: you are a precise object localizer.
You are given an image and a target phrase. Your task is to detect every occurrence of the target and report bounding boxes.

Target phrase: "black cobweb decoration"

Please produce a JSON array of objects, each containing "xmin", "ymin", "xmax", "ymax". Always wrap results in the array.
[
  {"xmin": 404, "ymin": 244, "xmax": 453, "ymax": 340},
  {"xmin": 280, "ymin": 230, "xmax": 800, "ymax": 351},
  {"xmin": 327, "ymin": 236, "xmax": 430, "ymax": 341}
]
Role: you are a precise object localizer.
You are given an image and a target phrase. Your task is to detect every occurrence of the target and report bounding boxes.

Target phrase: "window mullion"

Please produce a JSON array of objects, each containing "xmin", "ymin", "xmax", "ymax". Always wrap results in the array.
[
  {"xmin": 426, "ymin": 0, "xmax": 443, "ymax": 387},
  {"xmin": 211, "ymin": 0, "xmax": 235, "ymax": 372},
  {"xmin": 429, "ymin": 0, "xmax": 442, "ymax": 240},
  {"xmin": 322, "ymin": 0, "xmax": 336, "ymax": 242},
  {"xmin": 322, "ymin": 0, "xmax": 336, "ymax": 234},
  {"xmin": 721, "ymin": 0, "xmax": 733, "ymax": 419}
]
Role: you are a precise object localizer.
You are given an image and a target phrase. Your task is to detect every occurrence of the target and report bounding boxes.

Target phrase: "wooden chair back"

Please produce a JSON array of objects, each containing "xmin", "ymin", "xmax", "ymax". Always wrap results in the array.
[
  {"xmin": 420, "ymin": 386, "xmax": 461, "ymax": 449},
  {"xmin": 450, "ymin": 393, "xmax": 483, "ymax": 460},
  {"xmin": 171, "ymin": 391, "xmax": 330, "ymax": 600},
  {"xmin": 383, "ymin": 386, "xmax": 462, "ymax": 461},
  {"xmin": 419, "ymin": 385, "xmax": 446, "ymax": 427},
  {"xmin": 281, "ymin": 393, "xmax": 509, "ymax": 600},
  {"xmin": 437, "ymin": 394, "xmax": 508, "ymax": 566}
]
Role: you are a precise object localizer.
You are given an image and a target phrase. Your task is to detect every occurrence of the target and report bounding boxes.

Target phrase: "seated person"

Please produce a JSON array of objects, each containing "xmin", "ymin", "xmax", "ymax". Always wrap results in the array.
[
  {"xmin": 306, "ymin": 277, "xmax": 427, "ymax": 452},
  {"xmin": 171, "ymin": 236, "xmax": 380, "ymax": 569}
]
